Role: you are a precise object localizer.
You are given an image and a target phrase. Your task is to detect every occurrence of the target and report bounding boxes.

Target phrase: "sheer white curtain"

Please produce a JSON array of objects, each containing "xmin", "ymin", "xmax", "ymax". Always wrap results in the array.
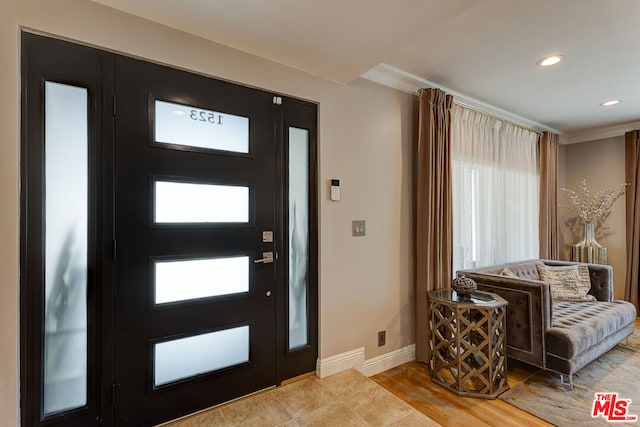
[{"xmin": 452, "ymin": 105, "xmax": 539, "ymax": 272}]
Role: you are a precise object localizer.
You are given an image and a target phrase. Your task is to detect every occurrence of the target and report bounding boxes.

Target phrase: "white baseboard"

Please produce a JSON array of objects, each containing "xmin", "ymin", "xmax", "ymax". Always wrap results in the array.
[
  {"xmin": 316, "ymin": 347, "xmax": 365, "ymax": 378},
  {"xmin": 361, "ymin": 344, "xmax": 416, "ymax": 377},
  {"xmin": 316, "ymin": 344, "xmax": 415, "ymax": 378}
]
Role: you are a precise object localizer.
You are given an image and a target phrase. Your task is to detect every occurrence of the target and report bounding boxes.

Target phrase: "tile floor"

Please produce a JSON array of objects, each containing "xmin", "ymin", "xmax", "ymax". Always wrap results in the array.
[{"xmin": 162, "ymin": 369, "xmax": 440, "ymax": 426}]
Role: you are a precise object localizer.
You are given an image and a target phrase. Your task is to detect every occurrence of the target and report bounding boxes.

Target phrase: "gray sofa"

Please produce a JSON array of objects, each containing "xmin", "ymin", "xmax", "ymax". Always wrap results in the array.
[{"xmin": 458, "ymin": 259, "xmax": 637, "ymax": 386}]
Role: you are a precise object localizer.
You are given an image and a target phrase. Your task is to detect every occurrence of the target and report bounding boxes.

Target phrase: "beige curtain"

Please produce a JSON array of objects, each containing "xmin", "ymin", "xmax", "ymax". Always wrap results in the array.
[
  {"xmin": 415, "ymin": 88, "xmax": 453, "ymax": 362},
  {"xmin": 624, "ymin": 130, "xmax": 640, "ymax": 311},
  {"xmin": 539, "ymin": 131, "xmax": 559, "ymax": 260}
]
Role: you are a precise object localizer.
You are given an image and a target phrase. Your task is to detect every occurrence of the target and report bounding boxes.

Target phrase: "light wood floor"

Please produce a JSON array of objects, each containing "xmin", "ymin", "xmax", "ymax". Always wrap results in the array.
[
  {"xmin": 371, "ymin": 359, "xmax": 551, "ymax": 427},
  {"xmin": 372, "ymin": 317, "xmax": 640, "ymax": 427}
]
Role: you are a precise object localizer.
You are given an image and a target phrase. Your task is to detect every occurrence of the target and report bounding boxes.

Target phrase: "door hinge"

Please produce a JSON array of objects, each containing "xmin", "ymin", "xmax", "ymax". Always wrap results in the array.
[
  {"xmin": 112, "ymin": 94, "xmax": 117, "ymax": 116},
  {"xmin": 111, "ymin": 383, "xmax": 116, "ymax": 406},
  {"xmin": 273, "ymin": 96, "xmax": 282, "ymax": 105},
  {"xmin": 112, "ymin": 238, "xmax": 117, "ymax": 260}
]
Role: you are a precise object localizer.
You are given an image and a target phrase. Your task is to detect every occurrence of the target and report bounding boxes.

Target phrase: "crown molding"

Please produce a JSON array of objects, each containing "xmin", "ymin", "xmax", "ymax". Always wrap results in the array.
[
  {"xmin": 566, "ymin": 120, "xmax": 640, "ymax": 144},
  {"xmin": 361, "ymin": 63, "xmax": 564, "ymax": 136}
]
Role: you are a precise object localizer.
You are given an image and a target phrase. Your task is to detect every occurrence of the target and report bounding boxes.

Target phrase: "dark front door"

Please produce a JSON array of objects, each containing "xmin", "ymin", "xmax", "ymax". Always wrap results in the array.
[
  {"xmin": 113, "ymin": 56, "xmax": 278, "ymax": 425},
  {"xmin": 22, "ymin": 33, "xmax": 318, "ymax": 427}
]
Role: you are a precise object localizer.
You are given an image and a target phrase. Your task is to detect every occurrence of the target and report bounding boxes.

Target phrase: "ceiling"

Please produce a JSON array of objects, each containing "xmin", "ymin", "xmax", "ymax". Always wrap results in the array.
[{"xmin": 92, "ymin": 0, "xmax": 640, "ymax": 140}]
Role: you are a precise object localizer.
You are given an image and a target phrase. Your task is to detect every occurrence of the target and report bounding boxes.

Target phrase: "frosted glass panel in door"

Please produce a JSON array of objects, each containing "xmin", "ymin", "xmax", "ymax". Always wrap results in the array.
[
  {"xmin": 288, "ymin": 127, "xmax": 309, "ymax": 350},
  {"xmin": 154, "ymin": 181, "xmax": 249, "ymax": 223},
  {"xmin": 155, "ymin": 100, "xmax": 249, "ymax": 153},
  {"xmin": 43, "ymin": 81, "xmax": 88, "ymax": 415},
  {"xmin": 155, "ymin": 256, "xmax": 249, "ymax": 304},
  {"xmin": 154, "ymin": 326, "xmax": 250, "ymax": 387}
]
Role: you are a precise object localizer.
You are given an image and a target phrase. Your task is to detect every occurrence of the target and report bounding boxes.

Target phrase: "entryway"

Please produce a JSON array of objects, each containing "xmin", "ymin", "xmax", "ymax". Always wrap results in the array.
[{"xmin": 21, "ymin": 32, "xmax": 317, "ymax": 427}]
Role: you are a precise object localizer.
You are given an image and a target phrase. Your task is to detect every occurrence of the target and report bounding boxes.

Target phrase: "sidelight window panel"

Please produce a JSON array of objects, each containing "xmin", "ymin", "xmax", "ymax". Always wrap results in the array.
[
  {"xmin": 43, "ymin": 81, "xmax": 89, "ymax": 415},
  {"xmin": 288, "ymin": 127, "xmax": 309, "ymax": 350}
]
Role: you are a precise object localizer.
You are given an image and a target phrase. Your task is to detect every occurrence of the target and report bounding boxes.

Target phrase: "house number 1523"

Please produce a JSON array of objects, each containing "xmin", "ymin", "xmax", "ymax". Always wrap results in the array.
[{"xmin": 190, "ymin": 108, "xmax": 223, "ymax": 125}]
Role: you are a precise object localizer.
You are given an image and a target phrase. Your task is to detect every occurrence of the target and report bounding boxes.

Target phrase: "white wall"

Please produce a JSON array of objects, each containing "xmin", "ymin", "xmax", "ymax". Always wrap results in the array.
[
  {"xmin": 0, "ymin": 1, "xmax": 416, "ymax": 424},
  {"xmin": 561, "ymin": 136, "xmax": 627, "ymax": 298}
]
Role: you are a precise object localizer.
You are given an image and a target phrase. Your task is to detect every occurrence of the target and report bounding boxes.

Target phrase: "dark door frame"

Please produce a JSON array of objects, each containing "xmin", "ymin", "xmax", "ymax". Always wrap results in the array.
[
  {"xmin": 20, "ymin": 31, "xmax": 318, "ymax": 427},
  {"xmin": 20, "ymin": 31, "xmax": 115, "ymax": 427},
  {"xmin": 275, "ymin": 97, "xmax": 319, "ymax": 383}
]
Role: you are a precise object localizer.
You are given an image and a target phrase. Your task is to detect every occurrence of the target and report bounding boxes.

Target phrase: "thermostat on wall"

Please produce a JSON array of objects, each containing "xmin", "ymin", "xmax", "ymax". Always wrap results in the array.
[{"xmin": 330, "ymin": 179, "xmax": 340, "ymax": 201}]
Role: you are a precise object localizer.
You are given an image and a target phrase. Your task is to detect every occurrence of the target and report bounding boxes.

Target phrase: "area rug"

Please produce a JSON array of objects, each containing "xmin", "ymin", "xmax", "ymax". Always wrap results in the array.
[{"xmin": 500, "ymin": 328, "xmax": 640, "ymax": 426}]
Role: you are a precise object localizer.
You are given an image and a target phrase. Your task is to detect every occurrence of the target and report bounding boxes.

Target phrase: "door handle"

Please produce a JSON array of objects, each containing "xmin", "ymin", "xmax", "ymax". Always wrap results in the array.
[{"xmin": 254, "ymin": 251, "xmax": 274, "ymax": 264}]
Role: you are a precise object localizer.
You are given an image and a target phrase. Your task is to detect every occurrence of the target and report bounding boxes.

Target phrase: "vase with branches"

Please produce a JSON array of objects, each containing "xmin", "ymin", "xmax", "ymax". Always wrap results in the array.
[{"xmin": 560, "ymin": 179, "xmax": 626, "ymax": 264}]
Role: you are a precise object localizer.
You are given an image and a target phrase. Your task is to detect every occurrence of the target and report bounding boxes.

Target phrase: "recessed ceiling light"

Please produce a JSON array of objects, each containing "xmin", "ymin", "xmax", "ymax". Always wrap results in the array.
[
  {"xmin": 600, "ymin": 99, "xmax": 622, "ymax": 107},
  {"xmin": 537, "ymin": 55, "xmax": 565, "ymax": 67}
]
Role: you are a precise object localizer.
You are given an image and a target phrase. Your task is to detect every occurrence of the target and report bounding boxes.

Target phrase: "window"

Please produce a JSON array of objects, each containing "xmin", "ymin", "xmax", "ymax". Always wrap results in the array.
[{"xmin": 451, "ymin": 105, "xmax": 539, "ymax": 272}]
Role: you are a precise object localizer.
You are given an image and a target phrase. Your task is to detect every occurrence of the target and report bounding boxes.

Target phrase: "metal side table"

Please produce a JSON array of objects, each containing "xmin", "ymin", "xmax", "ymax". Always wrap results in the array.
[{"xmin": 428, "ymin": 289, "xmax": 509, "ymax": 399}]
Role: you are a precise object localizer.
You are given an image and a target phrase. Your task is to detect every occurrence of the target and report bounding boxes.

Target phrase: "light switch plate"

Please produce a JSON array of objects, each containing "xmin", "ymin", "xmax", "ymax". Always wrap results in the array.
[{"xmin": 352, "ymin": 220, "xmax": 366, "ymax": 237}]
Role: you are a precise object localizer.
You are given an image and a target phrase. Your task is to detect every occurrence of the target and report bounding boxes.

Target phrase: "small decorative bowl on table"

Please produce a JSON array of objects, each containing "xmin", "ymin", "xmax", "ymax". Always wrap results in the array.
[{"xmin": 451, "ymin": 275, "xmax": 477, "ymax": 297}]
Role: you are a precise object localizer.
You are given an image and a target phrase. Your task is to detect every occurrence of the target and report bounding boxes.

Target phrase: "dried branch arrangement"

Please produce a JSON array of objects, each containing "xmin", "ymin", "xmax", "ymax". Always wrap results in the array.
[{"xmin": 560, "ymin": 179, "xmax": 627, "ymax": 226}]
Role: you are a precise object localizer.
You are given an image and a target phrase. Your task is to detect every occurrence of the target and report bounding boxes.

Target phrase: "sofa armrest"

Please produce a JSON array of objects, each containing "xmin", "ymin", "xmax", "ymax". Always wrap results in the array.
[
  {"xmin": 542, "ymin": 260, "xmax": 614, "ymax": 302},
  {"xmin": 460, "ymin": 272, "xmax": 551, "ymax": 369}
]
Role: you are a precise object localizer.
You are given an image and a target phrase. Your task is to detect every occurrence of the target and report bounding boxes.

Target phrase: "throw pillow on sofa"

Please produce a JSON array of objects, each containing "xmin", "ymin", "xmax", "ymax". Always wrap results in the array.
[
  {"xmin": 500, "ymin": 267, "xmax": 518, "ymax": 277},
  {"xmin": 536, "ymin": 264, "xmax": 596, "ymax": 302}
]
